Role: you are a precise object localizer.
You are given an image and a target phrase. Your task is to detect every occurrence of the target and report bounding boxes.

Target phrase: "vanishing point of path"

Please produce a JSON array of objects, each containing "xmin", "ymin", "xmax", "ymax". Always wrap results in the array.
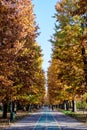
[{"xmin": 5, "ymin": 107, "xmax": 87, "ymax": 130}]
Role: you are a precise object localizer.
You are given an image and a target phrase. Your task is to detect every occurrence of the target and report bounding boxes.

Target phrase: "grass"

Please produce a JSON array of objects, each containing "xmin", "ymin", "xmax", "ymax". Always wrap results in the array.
[{"xmin": 59, "ymin": 109, "xmax": 87, "ymax": 123}]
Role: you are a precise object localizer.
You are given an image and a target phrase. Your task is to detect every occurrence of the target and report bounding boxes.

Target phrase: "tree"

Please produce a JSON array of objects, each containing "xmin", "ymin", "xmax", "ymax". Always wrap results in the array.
[
  {"xmin": 48, "ymin": 0, "xmax": 86, "ymax": 112},
  {"xmin": 0, "ymin": 0, "xmax": 39, "ymax": 118},
  {"xmin": 71, "ymin": 0, "xmax": 87, "ymax": 88},
  {"xmin": 0, "ymin": 0, "xmax": 37, "ymax": 46},
  {"xmin": 47, "ymin": 59, "xmax": 70, "ymax": 105},
  {"xmin": 13, "ymin": 42, "xmax": 45, "ymax": 106}
]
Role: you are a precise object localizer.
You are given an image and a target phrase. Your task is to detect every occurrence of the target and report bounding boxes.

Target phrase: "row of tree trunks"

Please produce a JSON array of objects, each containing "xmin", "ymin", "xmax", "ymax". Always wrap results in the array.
[
  {"xmin": 3, "ymin": 102, "xmax": 8, "ymax": 118},
  {"xmin": 2, "ymin": 102, "xmax": 41, "ymax": 119},
  {"xmin": 81, "ymin": 45, "xmax": 87, "ymax": 89},
  {"xmin": 58, "ymin": 99, "xmax": 77, "ymax": 112},
  {"xmin": 2, "ymin": 102, "xmax": 16, "ymax": 118}
]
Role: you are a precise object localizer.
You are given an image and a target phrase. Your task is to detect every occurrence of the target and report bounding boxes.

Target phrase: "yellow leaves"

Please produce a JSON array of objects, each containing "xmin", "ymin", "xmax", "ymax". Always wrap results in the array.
[
  {"xmin": 72, "ymin": 15, "xmax": 80, "ymax": 21},
  {"xmin": 37, "ymin": 57, "xmax": 43, "ymax": 68},
  {"xmin": 61, "ymin": 24, "xmax": 82, "ymax": 45},
  {"xmin": 48, "ymin": 0, "xmax": 87, "ymax": 105},
  {"xmin": 22, "ymin": 48, "xmax": 30, "ymax": 55},
  {"xmin": 64, "ymin": 24, "xmax": 81, "ymax": 36},
  {"xmin": 64, "ymin": 25, "xmax": 71, "ymax": 31},
  {"xmin": 0, "ymin": 75, "xmax": 13, "ymax": 87},
  {"xmin": 48, "ymin": 58, "xmax": 66, "ymax": 104},
  {"xmin": 13, "ymin": 84, "xmax": 23, "ymax": 91},
  {"xmin": 73, "ymin": 24, "xmax": 81, "ymax": 33}
]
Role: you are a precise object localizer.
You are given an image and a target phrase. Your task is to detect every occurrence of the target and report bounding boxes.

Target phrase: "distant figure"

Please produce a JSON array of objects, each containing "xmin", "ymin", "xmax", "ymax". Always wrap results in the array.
[
  {"xmin": 52, "ymin": 105, "xmax": 54, "ymax": 111},
  {"xmin": 49, "ymin": 105, "xmax": 50, "ymax": 109}
]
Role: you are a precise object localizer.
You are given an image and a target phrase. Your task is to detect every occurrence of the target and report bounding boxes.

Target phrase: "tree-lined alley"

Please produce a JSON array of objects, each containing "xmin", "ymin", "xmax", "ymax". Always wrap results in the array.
[{"xmin": 0, "ymin": 0, "xmax": 87, "ymax": 126}]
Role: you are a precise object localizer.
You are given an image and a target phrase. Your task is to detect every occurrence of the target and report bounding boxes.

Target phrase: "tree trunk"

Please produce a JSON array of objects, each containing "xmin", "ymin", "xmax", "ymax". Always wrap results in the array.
[
  {"xmin": 81, "ymin": 46, "xmax": 87, "ymax": 87},
  {"xmin": 63, "ymin": 101, "xmax": 67, "ymax": 110},
  {"xmin": 66, "ymin": 100, "xmax": 69, "ymax": 110},
  {"xmin": 12, "ymin": 102, "xmax": 17, "ymax": 113},
  {"xmin": 72, "ymin": 99, "xmax": 77, "ymax": 112},
  {"xmin": 2, "ymin": 102, "xmax": 8, "ymax": 118}
]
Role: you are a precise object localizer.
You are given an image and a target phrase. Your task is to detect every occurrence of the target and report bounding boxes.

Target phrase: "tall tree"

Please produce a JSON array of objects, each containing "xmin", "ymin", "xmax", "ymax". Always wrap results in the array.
[
  {"xmin": 0, "ymin": 0, "xmax": 39, "ymax": 118},
  {"xmin": 71, "ymin": 0, "xmax": 87, "ymax": 88},
  {"xmin": 48, "ymin": 0, "xmax": 86, "ymax": 112},
  {"xmin": 13, "ymin": 42, "xmax": 45, "ymax": 105}
]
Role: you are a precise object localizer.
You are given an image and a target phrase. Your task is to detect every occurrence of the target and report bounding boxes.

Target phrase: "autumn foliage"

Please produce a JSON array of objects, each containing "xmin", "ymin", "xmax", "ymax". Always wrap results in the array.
[
  {"xmin": 0, "ymin": 0, "xmax": 45, "ymax": 118},
  {"xmin": 48, "ymin": 0, "xmax": 87, "ymax": 111}
]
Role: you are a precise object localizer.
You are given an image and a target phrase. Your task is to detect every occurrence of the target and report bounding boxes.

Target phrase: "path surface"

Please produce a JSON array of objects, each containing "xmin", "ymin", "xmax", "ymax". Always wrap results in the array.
[{"xmin": 5, "ymin": 107, "xmax": 87, "ymax": 130}]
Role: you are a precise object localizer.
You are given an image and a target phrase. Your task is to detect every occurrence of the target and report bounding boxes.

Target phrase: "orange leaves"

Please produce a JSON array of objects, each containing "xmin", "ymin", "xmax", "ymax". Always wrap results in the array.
[
  {"xmin": 55, "ymin": 2, "xmax": 64, "ymax": 12},
  {"xmin": 0, "ymin": 75, "xmax": 12, "ymax": 87},
  {"xmin": 0, "ymin": 0, "xmax": 42, "ymax": 105},
  {"xmin": 0, "ymin": 0, "xmax": 38, "ymax": 47}
]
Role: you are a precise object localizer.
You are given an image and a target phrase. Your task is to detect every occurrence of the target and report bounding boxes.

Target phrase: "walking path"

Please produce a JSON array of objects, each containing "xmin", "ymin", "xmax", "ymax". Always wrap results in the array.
[{"xmin": 5, "ymin": 107, "xmax": 87, "ymax": 130}]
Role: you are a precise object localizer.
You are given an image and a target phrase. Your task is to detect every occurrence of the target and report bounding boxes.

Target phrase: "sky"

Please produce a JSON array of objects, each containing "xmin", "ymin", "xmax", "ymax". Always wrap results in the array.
[{"xmin": 32, "ymin": 0, "xmax": 58, "ymax": 72}]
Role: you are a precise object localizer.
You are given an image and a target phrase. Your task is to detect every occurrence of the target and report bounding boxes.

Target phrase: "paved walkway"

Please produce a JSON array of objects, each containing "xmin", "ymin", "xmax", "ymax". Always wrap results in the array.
[{"xmin": 5, "ymin": 107, "xmax": 87, "ymax": 130}]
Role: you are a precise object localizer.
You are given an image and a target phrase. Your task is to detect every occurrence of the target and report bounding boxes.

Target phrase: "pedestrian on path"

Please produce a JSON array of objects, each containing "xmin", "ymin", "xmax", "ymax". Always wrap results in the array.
[{"xmin": 52, "ymin": 105, "xmax": 54, "ymax": 111}]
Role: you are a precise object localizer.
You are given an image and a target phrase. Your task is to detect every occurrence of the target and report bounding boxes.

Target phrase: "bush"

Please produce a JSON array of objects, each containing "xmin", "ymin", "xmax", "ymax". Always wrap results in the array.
[{"xmin": 77, "ymin": 101, "xmax": 87, "ymax": 110}]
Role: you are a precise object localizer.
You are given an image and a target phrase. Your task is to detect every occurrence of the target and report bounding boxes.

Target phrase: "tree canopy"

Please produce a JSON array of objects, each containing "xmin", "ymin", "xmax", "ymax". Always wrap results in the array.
[
  {"xmin": 48, "ymin": 0, "xmax": 87, "ymax": 106},
  {"xmin": 0, "ymin": 0, "xmax": 45, "ymax": 107}
]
